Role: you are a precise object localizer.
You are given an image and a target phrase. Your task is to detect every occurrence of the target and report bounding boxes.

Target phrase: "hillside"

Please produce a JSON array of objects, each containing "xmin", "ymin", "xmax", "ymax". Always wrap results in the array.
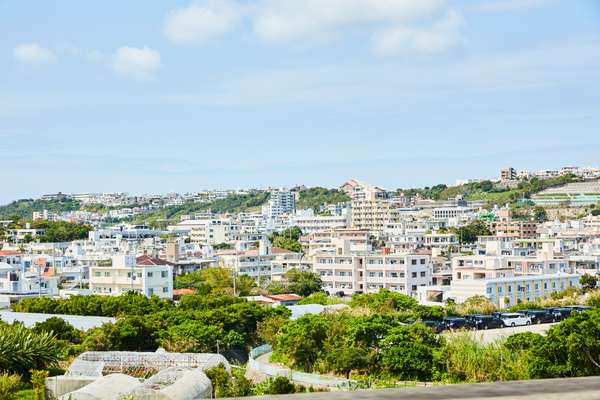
[
  {"xmin": 0, "ymin": 198, "xmax": 82, "ymax": 219},
  {"xmin": 398, "ymin": 174, "xmax": 580, "ymax": 206},
  {"xmin": 129, "ymin": 187, "xmax": 351, "ymax": 227},
  {"xmin": 296, "ymin": 187, "xmax": 350, "ymax": 211}
]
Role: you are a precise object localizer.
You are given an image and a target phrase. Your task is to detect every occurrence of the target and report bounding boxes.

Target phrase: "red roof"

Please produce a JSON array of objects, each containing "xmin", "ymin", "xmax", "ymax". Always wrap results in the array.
[
  {"xmin": 0, "ymin": 250, "xmax": 21, "ymax": 256},
  {"xmin": 173, "ymin": 288, "xmax": 196, "ymax": 296},
  {"xmin": 136, "ymin": 255, "xmax": 172, "ymax": 266},
  {"xmin": 265, "ymin": 294, "xmax": 303, "ymax": 302}
]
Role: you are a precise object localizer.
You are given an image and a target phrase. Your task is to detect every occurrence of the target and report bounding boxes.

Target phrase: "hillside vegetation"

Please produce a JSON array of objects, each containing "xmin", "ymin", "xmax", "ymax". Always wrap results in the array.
[
  {"xmin": 296, "ymin": 187, "xmax": 350, "ymax": 211},
  {"xmin": 399, "ymin": 174, "xmax": 579, "ymax": 206},
  {"xmin": 0, "ymin": 199, "xmax": 81, "ymax": 219}
]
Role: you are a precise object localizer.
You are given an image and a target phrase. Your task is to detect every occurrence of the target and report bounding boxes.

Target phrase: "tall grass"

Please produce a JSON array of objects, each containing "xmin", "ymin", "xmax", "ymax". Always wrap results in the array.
[{"xmin": 439, "ymin": 334, "xmax": 530, "ymax": 383}]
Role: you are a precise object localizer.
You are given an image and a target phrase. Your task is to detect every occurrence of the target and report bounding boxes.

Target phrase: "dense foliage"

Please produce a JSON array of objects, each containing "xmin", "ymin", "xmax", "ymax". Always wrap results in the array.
[
  {"xmin": 30, "ymin": 220, "xmax": 92, "ymax": 242},
  {"xmin": 14, "ymin": 293, "xmax": 286, "ymax": 355},
  {"xmin": 296, "ymin": 187, "xmax": 350, "ymax": 211},
  {"xmin": 0, "ymin": 199, "xmax": 81, "ymax": 219},
  {"xmin": 268, "ymin": 290, "xmax": 600, "ymax": 384},
  {"xmin": 269, "ymin": 227, "xmax": 302, "ymax": 252},
  {"xmin": 267, "ymin": 269, "xmax": 324, "ymax": 297},
  {"xmin": 174, "ymin": 267, "xmax": 257, "ymax": 296},
  {"xmin": 0, "ymin": 324, "xmax": 63, "ymax": 375},
  {"xmin": 450, "ymin": 221, "xmax": 492, "ymax": 244},
  {"xmin": 397, "ymin": 174, "xmax": 579, "ymax": 206},
  {"xmin": 129, "ymin": 192, "xmax": 270, "ymax": 227}
]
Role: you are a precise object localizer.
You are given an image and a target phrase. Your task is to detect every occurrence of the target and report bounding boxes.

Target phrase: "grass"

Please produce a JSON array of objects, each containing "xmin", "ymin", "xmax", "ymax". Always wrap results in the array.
[{"xmin": 15, "ymin": 389, "xmax": 34, "ymax": 400}]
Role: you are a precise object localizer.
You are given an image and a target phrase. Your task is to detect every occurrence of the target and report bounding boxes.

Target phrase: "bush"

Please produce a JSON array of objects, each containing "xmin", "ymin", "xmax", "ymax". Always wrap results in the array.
[
  {"xmin": 0, "ymin": 373, "xmax": 22, "ymax": 400},
  {"xmin": 0, "ymin": 324, "xmax": 63, "ymax": 375}
]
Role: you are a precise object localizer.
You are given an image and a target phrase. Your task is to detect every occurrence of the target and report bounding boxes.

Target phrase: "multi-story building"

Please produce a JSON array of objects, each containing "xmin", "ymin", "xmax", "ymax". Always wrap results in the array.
[
  {"xmin": 500, "ymin": 167, "xmax": 517, "ymax": 182},
  {"xmin": 32, "ymin": 209, "xmax": 57, "ymax": 221},
  {"xmin": 448, "ymin": 243, "xmax": 579, "ymax": 306},
  {"xmin": 263, "ymin": 189, "xmax": 296, "ymax": 220},
  {"xmin": 89, "ymin": 255, "xmax": 173, "ymax": 299},
  {"xmin": 291, "ymin": 209, "xmax": 349, "ymax": 234},
  {"xmin": 302, "ymin": 229, "xmax": 370, "ymax": 257},
  {"xmin": 340, "ymin": 179, "xmax": 388, "ymax": 201},
  {"xmin": 313, "ymin": 249, "xmax": 432, "ymax": 296},
  {"xmin": 487, "ymin": 208, "xmax": 538, "ymax": 239}
]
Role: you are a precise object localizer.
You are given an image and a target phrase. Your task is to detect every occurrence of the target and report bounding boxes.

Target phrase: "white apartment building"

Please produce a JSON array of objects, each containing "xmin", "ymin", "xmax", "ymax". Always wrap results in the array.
[
  {"xmin": 189, "ymin": 220, "xmax": 240, "ymax": 245},
  {"xmin": 291, "ymin": 209, "xmax": 349, "ymax": 234},
  {"xmin": 0, "ymin": 250, "xmax": 59, "ymax": 307},
  {"xmin": 313, "ymin": 251, "xmax": 432, "ymax": 296},
  {"xmin": 32, "ymin": 209, "xmax": 57, "ymax": 221},
  {"xmin": 303, "ymin": 229, "xmax": 371, "ymax": 257},
  {"xmin": 89, "ymin": 255, "xmax": 173, "ymax": 299},
  {"xmin": 351, "ymin": 199, "xmax": 398, "ymax": 233},
  {"xmin": 264, "ymin": 189, "xmax": 295, "ymax": 220},
  {"xmin": 216, "ymin": 240, "xmax": 301, "ymax": 282},
  {"xmin": 448, "ymin": 245, "xmax": 580, "ymax": 306},
  {"xmin": 450, "ymin": 273, "xmax": 580, "ymax": 307}
]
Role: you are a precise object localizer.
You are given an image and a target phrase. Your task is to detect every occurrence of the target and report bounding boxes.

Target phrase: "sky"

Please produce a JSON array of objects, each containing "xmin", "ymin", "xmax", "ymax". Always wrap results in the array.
[{"xmin": 1, "ymin": 0, "xmax": 600, "ymax": 203}]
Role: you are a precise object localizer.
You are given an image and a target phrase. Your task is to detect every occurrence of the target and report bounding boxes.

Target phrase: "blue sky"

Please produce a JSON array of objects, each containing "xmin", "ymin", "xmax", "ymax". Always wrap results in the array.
[{"xmin": 1, "ymin": 0, "xmax": 600, "ymax": 203}]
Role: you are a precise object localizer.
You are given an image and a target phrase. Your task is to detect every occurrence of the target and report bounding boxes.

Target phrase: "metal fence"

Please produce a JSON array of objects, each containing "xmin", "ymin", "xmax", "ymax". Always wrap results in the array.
[{"xmin": 248, "ymin": 345, "xmax": 351, "ymax": 389}]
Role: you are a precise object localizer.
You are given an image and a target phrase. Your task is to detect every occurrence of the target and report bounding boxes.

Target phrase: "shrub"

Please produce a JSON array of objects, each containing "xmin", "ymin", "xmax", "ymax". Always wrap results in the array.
[
  {"xmin": 0, "ymin": 324, "xmax": 63, "ymax": 375},
  {"xmin": 0, "ymin": 373, "xmax": 21, "ymax": 400}
]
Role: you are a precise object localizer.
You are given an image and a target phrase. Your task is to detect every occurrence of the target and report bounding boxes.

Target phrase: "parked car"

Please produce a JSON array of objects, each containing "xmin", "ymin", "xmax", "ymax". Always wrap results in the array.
[
  {"xmin": 421, "ymin": 320, "xmax": 445, "ymax": 333},
  {"xmin": 499, "ymin": 313, "xmax": 532, "ymax": 327},
  {"xmin": 564, "ymin": 305, "xmax": 593, "ymax": 313},
  {"xmin": 546, "ymin": 307, "xmax": 573, "ymax": 321},
  {"xmin": 442, "ymin": 317, "xmax": 475, "ymax": 330},
  {"xmin": 517, "ymin": 309, "xmax": 555, "ymax": 324},
  {"xmin": 465, "ymin": 314, "xmax": 504, "ymax": 330}
]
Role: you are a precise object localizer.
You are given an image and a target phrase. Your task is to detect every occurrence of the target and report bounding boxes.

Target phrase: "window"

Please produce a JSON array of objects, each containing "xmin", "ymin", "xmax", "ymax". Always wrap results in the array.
[
  {"xmin": 420, "ymin": 271, "xmax": 426, "ymax": 277},
  {"xmin": 420, "ymin": 259, "xmax": 425, "ymax": 264},
  {"xmin": 411, "ymin": 285, "xmax": 417, "ymax": 291},
  {"xmin": 411, "ymin": 272, "xmax": 417, "ymax": 278},
  {"xmin": 161, "ymin": 271, "xmax": 168, "ymax": 278},
  {"xmin": 411, "ymin": 260, "xmax": 417, "ymax": 265},
  {"xmin": 162, "ymin": 287, "xmax": 169, "ymax": 293},
  {"xmin": 104, "ymin": 272, "xmax": 110, "ymax": 277},
  {"xmin": 147, "ymin": 272, "xmax": 153, "ymax": 278}
]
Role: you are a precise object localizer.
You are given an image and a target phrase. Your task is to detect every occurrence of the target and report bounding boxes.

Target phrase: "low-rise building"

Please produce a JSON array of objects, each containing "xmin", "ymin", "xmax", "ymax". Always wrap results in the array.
[{"xmin": 89, "ymin": 255, "xmax": 173, "ymax": 299}]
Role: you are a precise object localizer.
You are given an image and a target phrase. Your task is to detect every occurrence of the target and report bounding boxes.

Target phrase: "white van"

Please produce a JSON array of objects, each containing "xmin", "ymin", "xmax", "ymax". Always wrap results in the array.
[{"xmin": 500, "ymin": 313, "xmax": 532, "ymax": 327}]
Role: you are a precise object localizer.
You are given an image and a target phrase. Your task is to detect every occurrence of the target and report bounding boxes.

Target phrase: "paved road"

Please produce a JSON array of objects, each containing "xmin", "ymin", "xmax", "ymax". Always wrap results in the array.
[
  {"xmin": 444, "ymin": 322, "xmax": 557, "ymax": 344},
  {"xmin": 227, "ymin": 376, "xmax": 600, "ymax": 399}
]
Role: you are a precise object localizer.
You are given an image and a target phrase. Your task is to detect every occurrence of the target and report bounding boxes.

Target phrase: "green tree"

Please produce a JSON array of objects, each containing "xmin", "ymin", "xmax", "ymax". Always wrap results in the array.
[
  {"xmin": 380, "ymin": 323, "xmax": 443, "ymax": 381},
  {"xmin": 273, "ymin": 314, "xmax": 329, "ymax": 371},
  {"xmin": 580, "ymin": 274, "xmax": 597, "ymax": 290},
  {"xmin": 268, "ymin": 269, "xmax": 323, "ymax": 297},
  {"xmin": 162, "ymin": 321, "xmax": 223, "ymax": 353},
  {"xmin": 325, "ymin": 346, "xmax": 369, "ymax": 378},
  {"xmin": 32, "ymin": 317, "xmax": 82, "ymax": 344},
  {"xmin": 528, "ymin": 308, "xmax": 600, "ymax": 378},
  {"xmin": 533, "ymin": 206, "xmax": 548, "ymax": 223},
  {"xmin": 451, "ymin": 221, "xmax": 492, "ymax": 244}
]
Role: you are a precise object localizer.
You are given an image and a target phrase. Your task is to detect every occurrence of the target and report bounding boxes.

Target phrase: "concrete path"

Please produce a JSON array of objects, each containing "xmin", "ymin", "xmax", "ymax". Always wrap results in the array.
[{"xmin": 227, "ymin": 376, "xmax": 600, "ymax": 400}]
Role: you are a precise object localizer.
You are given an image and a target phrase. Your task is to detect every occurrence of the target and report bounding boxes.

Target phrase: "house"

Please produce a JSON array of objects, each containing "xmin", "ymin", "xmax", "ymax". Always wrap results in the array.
[{"xmin": 89, "ymin": 255, "xmax": 173, "ymax": 299}]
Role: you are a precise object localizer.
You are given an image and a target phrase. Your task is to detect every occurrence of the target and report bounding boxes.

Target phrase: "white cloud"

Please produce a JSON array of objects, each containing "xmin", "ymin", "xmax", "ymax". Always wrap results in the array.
[
  {"xmin": 163, "ymin": 0, "xmax": 240, "ymax": 45},
  {"xmin": 110, "ymin": 46, "xmax": 161, "ymax": 81},
  {"xmin": 372, "ymin": 10, "xmax": 463, "ymax": 56},
  {"xmin": 477, "ymin": 0, "xmax": 549, "ymax": 13},
  {"xmin": 14, "ymin": 43, "xmax": 56, "ymax": 64},
  {"xmin": 253, "ymin": 0, "xmax": 445, "ymax": 43}
]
